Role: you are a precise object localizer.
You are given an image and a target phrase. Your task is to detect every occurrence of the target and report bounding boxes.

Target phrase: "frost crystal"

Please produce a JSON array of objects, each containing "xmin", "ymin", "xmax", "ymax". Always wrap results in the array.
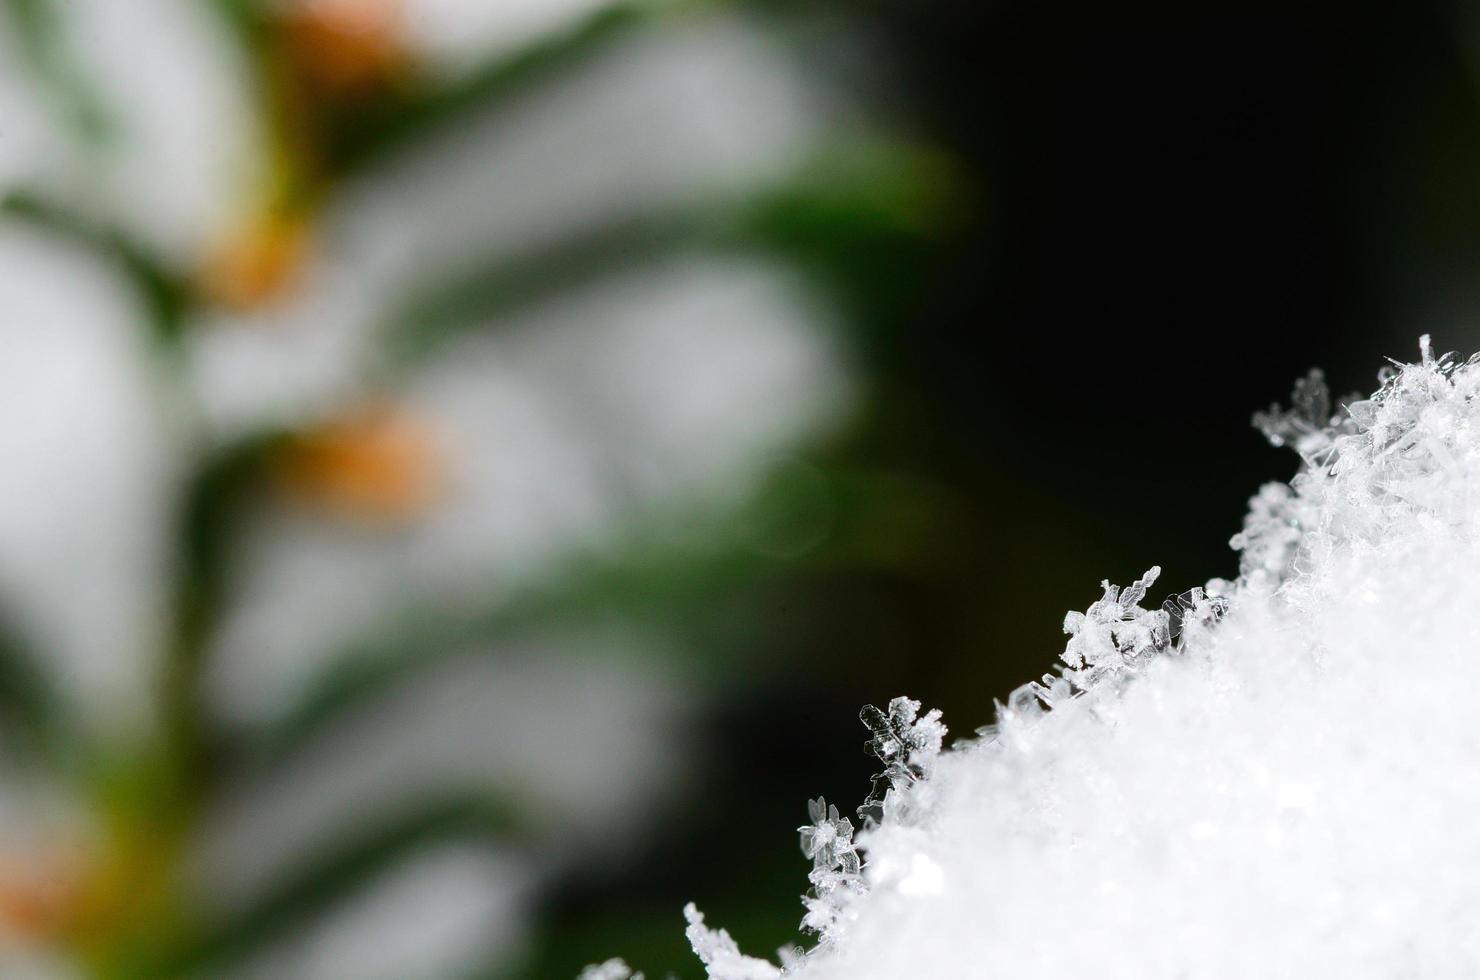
[
  {"xmin": 646, "ymin": 337, "xmax": 1480, "ymax": 979},
  {"xmin": 578, "ymin": 960, "xmax": 644, "ymax": 980},
  {"xmin": 683, "ymin": 903, "xmax": 782, "ymax": 980},
  {"xmin": 1229, "ymin": 481, "xmax": 1305, "ymax": 586},
  {"xmin": 858, "ymin": 696, "xmax": 946, "ymax": 822},
  {"xmin": 1251, "ymin": 367, "xmax": 1362, "ymax": 459},
  {"xmin": 1058, "ymin": 565, "xmax": 1167, "ymax": 677},
  {"xmin": 1157, "ymin": 584, "xmax": 1228, "ymax": 651},
  {"xmin": 798, "ymin": 798, "xmax": 864, "ymax": 943}
]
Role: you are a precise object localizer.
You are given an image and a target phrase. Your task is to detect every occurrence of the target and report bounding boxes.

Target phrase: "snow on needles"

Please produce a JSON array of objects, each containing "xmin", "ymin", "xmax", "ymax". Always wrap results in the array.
[{"xmin": 614, "ymin": 336, "xmax": 1480, "ymax": 978}]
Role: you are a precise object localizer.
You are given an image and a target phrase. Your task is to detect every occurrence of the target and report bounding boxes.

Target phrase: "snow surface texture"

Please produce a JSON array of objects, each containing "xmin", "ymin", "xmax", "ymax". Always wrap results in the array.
[{"xmin": 615, "ymin": 337, "xmax": 1480, "ymax": 978}]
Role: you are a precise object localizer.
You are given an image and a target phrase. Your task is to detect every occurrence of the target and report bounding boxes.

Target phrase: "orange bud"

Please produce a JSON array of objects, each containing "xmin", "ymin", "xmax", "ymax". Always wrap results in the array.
[
  {"xmin": 277, "ymin": 400, "xmax": 443, "ymax": 523},
  {"xmin": 0, "ymin": 848, "xmax": 85, "ymax": 945},
  {"xmin": 199, "ymin": 207, "xmax": 313, "ymax": 310},
  {"xmin": 282, "ymin": 0, "xmax": 412, "ymax": 99}
]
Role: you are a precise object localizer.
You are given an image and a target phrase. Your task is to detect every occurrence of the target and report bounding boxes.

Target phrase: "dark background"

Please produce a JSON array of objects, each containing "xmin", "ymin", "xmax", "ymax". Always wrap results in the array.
[{"xmin": 529, "ymin": 3, "xmax": 1480, "ymax": 975}]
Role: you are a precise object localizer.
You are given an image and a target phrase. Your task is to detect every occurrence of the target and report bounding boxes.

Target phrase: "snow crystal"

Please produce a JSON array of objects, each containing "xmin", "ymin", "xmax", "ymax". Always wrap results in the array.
[
  {"xmin": 577, "ymin": 960, "xmax": 643, "ymax": 980},
  {"xmin": 682, "ymin": 903, "xmax": 781, "ymax": 980},
  {"xmin": 857, "ymin": 696, "xmax": 945, "ymax": 824},
  {"xmin": 1058, "ymin": 564, "xmax": 1166, "ymax": 676},
  {"xmin": 632, "ymin": 336, "xmax": 1480, "ymax": 979},
  {"xmin": 1251, "ymin": 366, "xmax": 1363, "ymax": 460},
  {"xmin": 797, "ymin": 798, "xmax": 864, "ymax": 943}
]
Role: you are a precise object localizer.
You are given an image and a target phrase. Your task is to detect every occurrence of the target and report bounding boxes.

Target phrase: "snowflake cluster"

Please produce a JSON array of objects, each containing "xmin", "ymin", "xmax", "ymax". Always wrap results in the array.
[
  {"xmin": 1157, "ymin": 584, "xmax": 1228, "ymax": 652},
  {"xmin": 797, "ymin": 797, "xmax": 865, "ymax": 943},
  {"xmin": 1238, "ymin": 335, "xmax": 1480, "ymax": 582},
  {"xmin": 683, "ymin": 902, "xmax": 783, "ymax": 980},
  {"xmin": 1251, "ymin": 367, "xmax": 1362, "ymax": 460},
  {"xmin": 1229, "ymin": 481, "xmax": 1305, "ymax": 587},
  {"xmin": 1059, "ymin": 565, "xmax": 1167, "ymax": 677},
  {"xmin": 999, "ymin": 565, "xmax": 1228, "ymax": 728},
  {"xmin": 664, "ymin": 697, "xmax": 948, "ymax": 978}
]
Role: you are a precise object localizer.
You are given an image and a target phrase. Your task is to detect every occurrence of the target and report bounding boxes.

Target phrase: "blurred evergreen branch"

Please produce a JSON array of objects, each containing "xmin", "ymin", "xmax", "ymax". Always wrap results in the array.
[{"xmin": 0, "ymin": 0, "xmax": 972, "ymax": 974}]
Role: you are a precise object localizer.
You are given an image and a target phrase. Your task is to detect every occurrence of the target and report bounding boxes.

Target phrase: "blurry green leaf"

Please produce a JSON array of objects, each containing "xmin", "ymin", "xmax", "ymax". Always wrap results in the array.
[
  {"xmin": 215, "ymin": 0, "xmax": 698, "ymax": 180},
  {"xmin": 377, "ymin": 213, "xmax": 697, "ymax": 368},
  {"xmin": 0, "ymin": 191, "xmax": 191, "ymax": 344},
  {"xmin": 732, "ymin": 142, "xmax": 961, "ymax": 258},
  {"xmin": 726, "ymin": 141, "xmax": 966, "ymax": 351},
  {"xmin": 333, "ymin": 0, "xmax": 700, "ymax": 176},
  {"xmin": 244, "ymin": 536, "xmax": 785, "ymax": 768},
  {"xmin": 161, "ymin": 430, "xmax": 290, "ymax": 788},
  {"xmin": 0, "ymin": 607, "xmax": 67, "ymax": 755},
  {"xmin": 237, "ymin": 447, "xmax": 966, "ymax": 770},
  {"xmin": 377, "ymin": 140, "xmax": 961, "ymax": 370},
  {"xmin": 205, "ymin": 0, "xmax": 270, "ymax": 46},
  {"xmin": 1, "ymin": 0, "xmax": 111, "ymax": 144},
  {"xmin": 138, "ymin": 794, "xmax": 520, "ymax": 978}
]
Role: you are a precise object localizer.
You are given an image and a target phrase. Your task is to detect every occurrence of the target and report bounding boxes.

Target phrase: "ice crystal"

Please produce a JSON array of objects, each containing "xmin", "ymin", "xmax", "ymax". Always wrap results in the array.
[
  {"xmin": 798, "ymin": 797, "xmax": 860, "ymax": 874},
  {"xmin": 1157, "ymin": 584, "xmax": 1228, "ymax": 651},
  {"xmin": 858, "ymin": 696, "xmax": 946, "ymax": 822},
  {"xmin": 1058, "ymin": 565, "xmax": 1167, "ymax": 678},
  {"xmin": 798, "ymin": 798, "xmax": 864, "ymax": 943},
  {"xmin": 1251, "ymin": 367, "xmax": 1363, "ymax": 460},
  {"xmin": 641, "ymin": 337, "xmax": 1480, "ymax": 979},
  {"xmin": 996, "ymin": 566, "xmax": 1194, "ymax": 728},
  {"xmin": 683, "ymin": 903, "xmax": 782, "ymax": 980},
  {"xmin": 578, "ymin": 960, "xmax": 644, "ymax": 980},
  {"xmin": 1229, "ymin": 481, "xmax": 1305, "ymax": 586}
]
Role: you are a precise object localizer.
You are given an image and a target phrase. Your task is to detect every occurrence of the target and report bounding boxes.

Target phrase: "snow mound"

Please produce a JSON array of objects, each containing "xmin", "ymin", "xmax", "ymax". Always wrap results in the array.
[{"xmin": 649, "ymin": 337, "xmax": 1480, "ymax": 978}]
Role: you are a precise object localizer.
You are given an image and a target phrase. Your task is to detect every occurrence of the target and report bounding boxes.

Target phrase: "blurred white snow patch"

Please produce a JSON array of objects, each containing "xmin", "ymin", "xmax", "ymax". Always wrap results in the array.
[
  {"xmin": 32, "ymin": 0, "xmax": 257, "ymax": 263},
  {"xmin": 187, "ymin": 12, "xmax": 830, "ymax": 432},
  {"xmin": 222, "ymin": 843, "xmax": 532, "ymax": 980},
  {"xmin": 402, "ymin": 0, "xmax": 624, "ymax": 77},
  {"xmin": 0, "ymin": 32, "xmax": 69, "ymax": 196},
  {"xmin": 192, "ymin": 639, "xmax": 690, "ymax": 913},
  {"xmin": 675, "ymin": 341, "xmax": 1480, "ymax": 979},
  {"xmin": 0, "ymin": 229, "xmax": 174, "ymax": 731},
  {"xmin": 463, "ymin": 257, "xmax": 850, "ymax": 510},
  {"xmin": 206, "ymin": 256, "xmax": 851, "ymax": 725},
  {"xmin": 0, "ymin": 951, "xmax": 77, "ymax": 980}
]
